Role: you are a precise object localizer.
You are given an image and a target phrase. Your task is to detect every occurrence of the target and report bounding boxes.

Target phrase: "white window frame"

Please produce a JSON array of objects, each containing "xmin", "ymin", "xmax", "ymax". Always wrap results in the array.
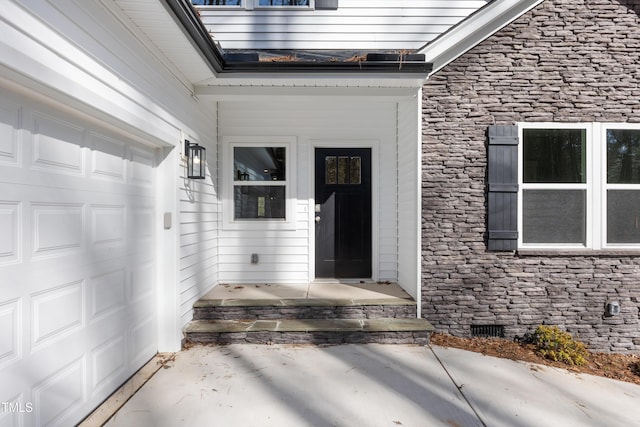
[
  {"xmin": 254, "ymin": 0, "xmax": 314, "ymax": 9},
  {"xmin": 222, "ymin": 136, "xmax": 296, "ymax": 230},
  {"xmin": 192, "ymin": 0, "xmax": 244, "ymax": 8},
  {"xmin": 194, "ymin": 0, "xmax": 314, "ymax": 9},
  {"xmin": 600, "ymin": 123, "xmax": 640, "ymax": 249},
  {"xmin": 518, "ymin": 122, "xmax": 640, "ymax": 250}
]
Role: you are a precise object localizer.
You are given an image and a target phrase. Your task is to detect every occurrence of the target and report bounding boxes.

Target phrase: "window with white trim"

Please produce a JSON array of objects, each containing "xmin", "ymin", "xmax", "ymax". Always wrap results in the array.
[
  {"xmin": 191, "ymin": 0, "xmax": 242, "ymax": 6},
  {"xmin": 233, "ymin": 146, "xmax": 286, "ymax": 219},
  {"xmin": 519, "ymin": 123, "xmax": 640, "ymax": 249},
  {"xmin": 257, "ymin": 0, "xmax": 310, "ymax": 6},
  {"xmin": 223, "ymin": 137, "xmax": 295, "ymax": 229},
  {"xmin": 191, "ymin": 0, "xmax": 313, "ymax": 8}
]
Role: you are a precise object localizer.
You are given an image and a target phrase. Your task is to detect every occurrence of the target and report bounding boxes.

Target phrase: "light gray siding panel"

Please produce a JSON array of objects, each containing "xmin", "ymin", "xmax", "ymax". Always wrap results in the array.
[
  {"xmin": 218, "ymin": 98, "xmax": 398, "ymax": 283},
  {"xmin": 196, "ymin": 0, "xmax": 489, "ymax": 50},
  {"xmin": 179, "ymin": 135, "xmax": 220, "ymax": 328}
]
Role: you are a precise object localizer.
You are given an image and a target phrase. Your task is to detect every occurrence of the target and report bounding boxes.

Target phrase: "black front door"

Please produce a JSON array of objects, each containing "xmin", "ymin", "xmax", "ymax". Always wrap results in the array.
[{"xmin": 315, "ymin": 148, "xmax": 372, "ymax": 278}]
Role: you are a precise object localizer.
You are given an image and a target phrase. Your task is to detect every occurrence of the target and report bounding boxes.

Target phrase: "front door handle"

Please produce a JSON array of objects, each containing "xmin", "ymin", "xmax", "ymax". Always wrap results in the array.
[{"xmin": 315, "ymin": 215, "xmax": 321, "ymax": 223}]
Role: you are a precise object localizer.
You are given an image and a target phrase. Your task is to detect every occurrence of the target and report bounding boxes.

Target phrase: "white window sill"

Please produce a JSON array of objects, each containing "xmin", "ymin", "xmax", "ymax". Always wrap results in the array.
[{"xmin": 517, "ymin": 249, "xmax": 640, "ymax": 257}]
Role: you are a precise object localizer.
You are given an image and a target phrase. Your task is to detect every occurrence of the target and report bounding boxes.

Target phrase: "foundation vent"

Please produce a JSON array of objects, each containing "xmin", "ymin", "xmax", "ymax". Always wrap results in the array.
[{"xmin": 471, "ymin": 325, "xmax": 505, "ymax": 338}]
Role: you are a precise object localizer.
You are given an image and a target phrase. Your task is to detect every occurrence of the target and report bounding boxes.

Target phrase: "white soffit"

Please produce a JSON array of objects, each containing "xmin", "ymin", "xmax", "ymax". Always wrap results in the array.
[
  {"xmin": 195, "ymin": 76, "xmax": 427, "ymax": 91},
  {"xmin": 194, "ymin": 84, "xmax": 422, "ymax": 100},
  {"xmin": 108, "ymin": 0, "xmax": 215, "ymax": 85},
  {"xmin": 419, "ymin": 0, "xmax": 544, "ymax": 75}
]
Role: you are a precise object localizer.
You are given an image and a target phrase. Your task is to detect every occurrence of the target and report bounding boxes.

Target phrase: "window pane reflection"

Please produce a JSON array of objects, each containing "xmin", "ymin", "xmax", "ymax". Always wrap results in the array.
[
  {"xmin": 234, "ymin": 147, "xmax": 285, "ymax": 181},
  {"xmin": 350, "ymin": 157, "xmax": 361, "ymax": 184},
  {"xmin": 523, "ymin": 129, "xmax": 586, "ymax": 183},
  {"xmin": 607, "ymin": 129, "xmax": 640, "ymax": 184},
  {"xmin": 338, "ymin": 157, "xmax": 349, "ymax": 184},
  {"xmin": 234, "ymin": 186, "xmax": 285, "ymax": 219},
  {"xmin": 325, "ymin": 155, "xmax": 362, "ymax": 185},
  {"xmin": 325, "ymin": 156, "xmax": 337, "ymax": 184},
  {"xmin": 192, "ymin": 0, "xmax": 241, "ymax": 5},
  {"xmin": 258, "ymin": 0, "xmax": 309, "ymax": 5}
]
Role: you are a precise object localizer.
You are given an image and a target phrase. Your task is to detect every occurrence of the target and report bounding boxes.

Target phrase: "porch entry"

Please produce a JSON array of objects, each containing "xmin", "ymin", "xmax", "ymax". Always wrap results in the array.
[{"xmin": 315, "ymin": 148, "xmax": 372, "ymax": 278}]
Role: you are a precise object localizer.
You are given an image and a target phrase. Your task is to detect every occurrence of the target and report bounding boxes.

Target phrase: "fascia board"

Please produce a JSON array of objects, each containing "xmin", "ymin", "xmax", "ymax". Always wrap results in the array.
[
  {"xmin": 418, "ymin": 0, "xmax": 544, "ymax": 75},
  {"xmin": 194, "ymin": 85, "xmax": 422, "ymax": 100}
]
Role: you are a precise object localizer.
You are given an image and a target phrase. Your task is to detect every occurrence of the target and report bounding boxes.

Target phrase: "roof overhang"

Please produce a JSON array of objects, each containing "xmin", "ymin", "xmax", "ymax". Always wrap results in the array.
[
  {"xmin": 418, "ymin": 0, "xmax": 544, "ymax": 75},
  {"xmin": 163, "ymin": 0, "xmax": 432, "ymax": 80}
]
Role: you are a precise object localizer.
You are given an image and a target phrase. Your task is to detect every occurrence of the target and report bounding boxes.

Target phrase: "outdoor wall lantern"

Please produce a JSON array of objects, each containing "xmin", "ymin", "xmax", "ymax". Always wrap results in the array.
[{"xmin": 185, "ymin": 140, "xmax": 206, "ymax": 179}]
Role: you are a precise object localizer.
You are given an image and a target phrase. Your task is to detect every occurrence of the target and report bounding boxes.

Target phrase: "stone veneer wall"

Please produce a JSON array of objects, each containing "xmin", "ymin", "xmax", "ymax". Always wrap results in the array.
[{"xmin": 421, "ymin": 0, "xmax": 640, "ymax": 352}]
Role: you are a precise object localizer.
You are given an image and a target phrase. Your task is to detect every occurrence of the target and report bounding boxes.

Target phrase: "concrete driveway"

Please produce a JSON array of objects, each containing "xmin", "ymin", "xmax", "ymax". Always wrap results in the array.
[{"xmin": 93, "ymin": 344, "xmax": 640, "ymax": 427}]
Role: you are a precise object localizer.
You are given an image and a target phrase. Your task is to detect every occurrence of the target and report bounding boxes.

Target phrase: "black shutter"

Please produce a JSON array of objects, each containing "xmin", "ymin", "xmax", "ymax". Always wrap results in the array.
[{"xmin": 487, "ymin": 125, "xmax": 519, "ymax": 251}]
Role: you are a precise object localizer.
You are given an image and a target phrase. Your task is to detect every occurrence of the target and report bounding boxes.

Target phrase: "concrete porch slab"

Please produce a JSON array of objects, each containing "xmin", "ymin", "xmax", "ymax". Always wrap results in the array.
[
  {"xmin": 201, "ymin": 283, "xmax": 309, "ymax": 300},
  {"xmin": 307, "ymin": 281, "xmax": 411, "ymax": 299},
  {"xmin": 199, "ymin": 282, "xmax": 413, "ymax": 302}
]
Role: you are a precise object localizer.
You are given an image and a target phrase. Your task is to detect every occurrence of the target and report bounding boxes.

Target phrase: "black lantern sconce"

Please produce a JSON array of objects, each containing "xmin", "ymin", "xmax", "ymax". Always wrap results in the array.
[{"xmin": 185, "ymin": 140, "xmax": 206, "ymax": 179}]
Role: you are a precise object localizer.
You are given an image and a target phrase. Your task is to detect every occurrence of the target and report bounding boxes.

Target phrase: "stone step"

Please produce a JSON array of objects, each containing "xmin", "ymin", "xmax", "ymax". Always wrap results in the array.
[
  {"xmin": 193, "ymin": 298, "xmax": 417, "ymax": 320},
  {"xmin": 183, "ymin": 318, "xmax": 434, "ymax": 345}
]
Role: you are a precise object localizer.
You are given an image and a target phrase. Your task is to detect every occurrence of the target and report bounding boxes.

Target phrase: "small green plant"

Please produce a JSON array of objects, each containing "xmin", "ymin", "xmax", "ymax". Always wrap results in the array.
[{"xmin": 531, "ymin": 325, "xmax": 588, "ymax": 366}]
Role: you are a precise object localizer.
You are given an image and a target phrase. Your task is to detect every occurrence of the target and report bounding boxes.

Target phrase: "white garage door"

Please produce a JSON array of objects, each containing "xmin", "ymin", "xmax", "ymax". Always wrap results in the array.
[{"xmin": 0, "ymin": 88, "xmax": 158, "ymax": 427}]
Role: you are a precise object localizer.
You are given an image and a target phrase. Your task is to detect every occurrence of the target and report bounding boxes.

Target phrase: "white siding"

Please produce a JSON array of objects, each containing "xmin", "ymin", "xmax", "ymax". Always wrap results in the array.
[
  {"xmin": 218, "ymin": 97, "xmax": 399, "ymax": 283},
  {"xmin": 179, "ymin": 134, "xmax": 220, "ymax": 327},
  {"xmin": 196, "ymin": 0, "xmax": 489, "ymax": 50}
]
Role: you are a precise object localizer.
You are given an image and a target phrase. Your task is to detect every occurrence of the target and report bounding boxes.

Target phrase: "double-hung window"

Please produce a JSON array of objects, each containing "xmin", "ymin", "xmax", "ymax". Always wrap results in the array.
[
  {"xmin": 223, "ymin": 137, "xmax": 295, "ymax": 229},
  {"xmin": 519, "ymin": 123, "xmax": 640, "ymax": 249},
  {"xmin": 191, "ymin": 0, "xmax": 312, "ymax": 7},
  {"xmin": 191, "ymin": 1, "xmax": 242, "ymax": 5},
  {"xmin": 257, "ymin": 0, "xmax": 310, "ymax": 6}
]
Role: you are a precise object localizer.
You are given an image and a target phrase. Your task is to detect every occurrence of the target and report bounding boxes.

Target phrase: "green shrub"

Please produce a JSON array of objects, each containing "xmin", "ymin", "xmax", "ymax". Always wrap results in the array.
[{"xmin": 531, "ymin": 325, "xmax": 588, "ymax": 366}]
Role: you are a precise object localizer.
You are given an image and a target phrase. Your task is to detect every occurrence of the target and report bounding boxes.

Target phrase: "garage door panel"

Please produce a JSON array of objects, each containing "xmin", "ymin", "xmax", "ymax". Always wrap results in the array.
[
  {"xmin": 89, "ymin": 268, "xmax": 126, "ymax": 322},
  {"xmin": 90, "ymin": 335, "xmax": 126, "ymax": 393},
  {"xmin": 91, "ymin": 204, "xmax": 126, "ymax": 247},
  {"xmin": 33, "ymin": 356, "xmax": 86, "ymax": 427},
  {"xmin": 131, "ymin": 261, "xmax": 154, "ymax": 302},
  {"xmin": 129, "ymin": 316, "xmax": 156, "ymax": 368},
  {"xmin": 0, "ymin": 394, "xmax": 22, "ymax": 427},
  {"xmin": 129, "ymin": 146, "xmax": 155, "ymax": 188},
  {"xmin": 0, "ymin": 298, "xmax": 20, "ymax": 368},
  {"xmin": 0, "ymin": 97, "xmax": 22, "ymax": 169},
  {"xmin": 30, "ymin": 111, "xmax": 86, "ymax": 177},
  {"xmin": 0, "ymin": 92, "xmax": 158, "ymax": 426},
  {"xmin": 32, "ymin": 203, "xmax": 85, "ymax": 259},
  {"xmin": 0, "ymin": 201, "xmax": 20, "ymax": 264},
  {"xmin": 90, "ymin": 132, "xmax": 127, "ymax": 183},
  {"xmin": 30, "ymin": 280, "xmax": 84, "ymax": 351}
]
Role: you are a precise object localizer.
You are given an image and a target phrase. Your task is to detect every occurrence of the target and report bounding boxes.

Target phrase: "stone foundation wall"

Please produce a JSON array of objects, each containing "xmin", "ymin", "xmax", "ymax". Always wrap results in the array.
[{"xmin": 421, "ymin": 0, "xmax": 640, "ymax": 352}]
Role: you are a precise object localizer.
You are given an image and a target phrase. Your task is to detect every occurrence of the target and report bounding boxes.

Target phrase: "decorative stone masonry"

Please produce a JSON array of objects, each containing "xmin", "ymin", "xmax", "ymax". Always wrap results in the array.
[
  {"xmin": 421, "ymin": 0, "xmax": 640, "ymax": 353},
  {"xmin": 184, "ymin": 291, "xmax": 433, "ymax": 345},
  {"xmin": 193, "ymin": 298, "xmax": 418, "ymax": 320}
]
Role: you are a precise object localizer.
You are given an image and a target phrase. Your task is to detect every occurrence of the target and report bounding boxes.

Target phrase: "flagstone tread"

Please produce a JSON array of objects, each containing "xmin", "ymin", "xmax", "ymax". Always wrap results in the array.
[
  {"xmin": 194, "ymin": 298, "xmax": 415, "ymax": 308},
  {"xmin": 185, "ymin": 318, "xmax": 434, "ymax": 334}
]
